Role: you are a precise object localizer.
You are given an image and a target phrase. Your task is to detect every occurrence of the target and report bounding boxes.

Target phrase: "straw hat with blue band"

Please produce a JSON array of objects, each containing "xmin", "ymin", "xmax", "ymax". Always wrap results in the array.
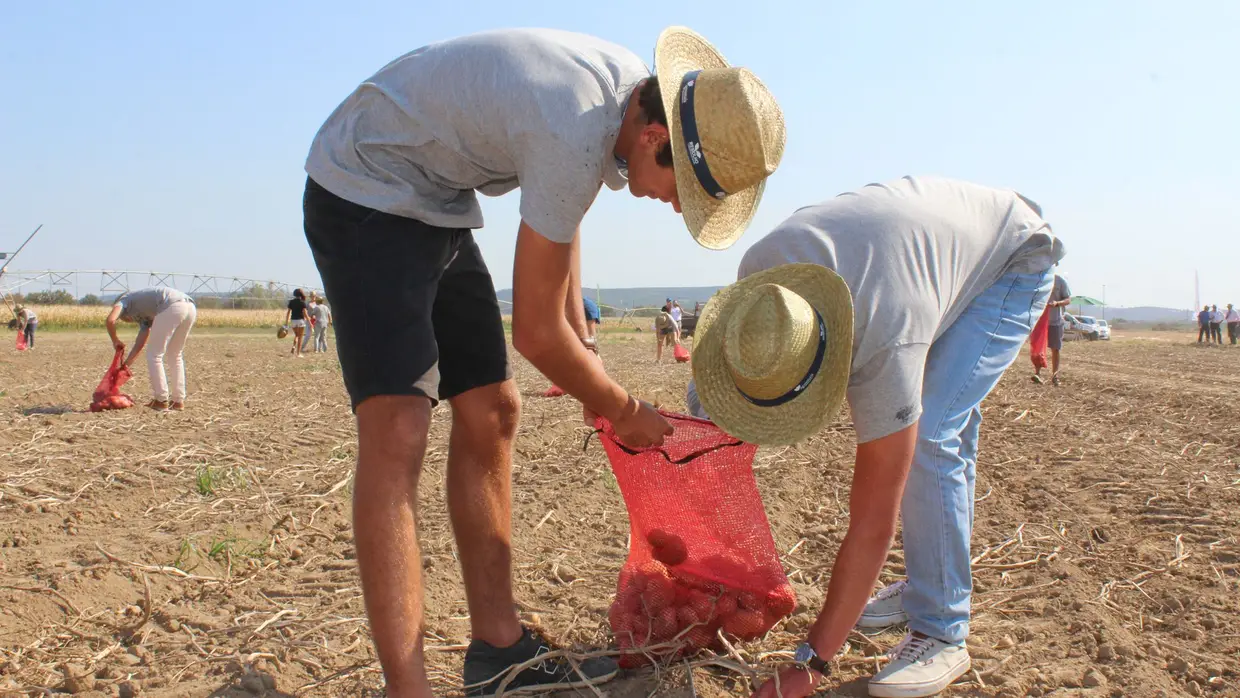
[
  {"xmin": 654, "ymin": 27, "xmax": 787, "ymax": 251},
  {"xmin": 692, "ymin": 263, "xmax": 854, "ymax": 446}
]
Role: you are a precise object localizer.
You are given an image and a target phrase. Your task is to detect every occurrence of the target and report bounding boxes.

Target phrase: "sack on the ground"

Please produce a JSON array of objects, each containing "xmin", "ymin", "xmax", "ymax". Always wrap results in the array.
[
  {"xmin": 89, "ymin": 348, "xmax": 135, "ymax": 412},
  {"xmin": 15, "ymin": 331, "xmax": 27, "ymax": 351},
  {"xmin": 595, "ymin": 411, "xmax": 795, "ymax": 666},
  {"xmin": 1030, "ymin": 304, "xmax": 1050, "ymax": 370},
  {"xmin": 541, "ymin": 385, "xmax": 566, "ymax": 398},
  {"xmin": 673, "ymin": 344, "xmax": 690, "ymax": 363}
]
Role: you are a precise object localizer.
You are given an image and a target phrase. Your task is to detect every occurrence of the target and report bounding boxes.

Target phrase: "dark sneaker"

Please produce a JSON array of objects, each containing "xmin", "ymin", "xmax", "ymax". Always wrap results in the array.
[{"xmin": 463, "ymin": 627, "xmax": 618, "ymax": 696}]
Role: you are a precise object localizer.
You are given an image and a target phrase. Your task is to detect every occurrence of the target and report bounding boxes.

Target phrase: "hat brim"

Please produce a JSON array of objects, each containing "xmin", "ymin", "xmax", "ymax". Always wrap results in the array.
[
  {"xmin": 692, "ymin": 264, "xmax": 854, "ymax": 445},
  {"xmin": 655, "ymin": 27, "xmax": 761, "ymax": 251}
]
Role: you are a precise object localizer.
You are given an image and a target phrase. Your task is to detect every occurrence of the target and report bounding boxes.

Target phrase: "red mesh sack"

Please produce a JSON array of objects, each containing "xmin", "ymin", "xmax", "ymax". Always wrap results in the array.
[
  {"xmin": 15, "ymin": 331, "xmax": 27, "ymax": 351},
  {"xmin": 90, "ymin": 348, "xmax": 135, "ymax": 412},
  {"xmin": 1030, "ymin": 304, "xmax": 1050, "ymax": 370},
  {"xmin": 673, "ymin": 344, "xmax": 690, "ymax": 363},
  {"xmin": 594, "ymin": 412, "xmax": 795, "ymax": 666}
]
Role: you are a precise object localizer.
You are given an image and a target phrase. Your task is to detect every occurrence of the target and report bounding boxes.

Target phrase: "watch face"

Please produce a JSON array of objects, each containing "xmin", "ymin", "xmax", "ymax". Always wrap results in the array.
[{"xmin": 794, "ymin": 643, "xmax": 815, "ymax": 664}]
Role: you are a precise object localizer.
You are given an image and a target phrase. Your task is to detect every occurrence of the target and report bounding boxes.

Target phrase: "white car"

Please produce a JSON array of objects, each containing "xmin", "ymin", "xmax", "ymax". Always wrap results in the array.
[
  {"xmin": 1065, "ymin": 314, "xmax": 1107, "ymax": 341},
  {"xmin": 1094, "ymin": 319, "xmax": 1111, "ymax": 340}
]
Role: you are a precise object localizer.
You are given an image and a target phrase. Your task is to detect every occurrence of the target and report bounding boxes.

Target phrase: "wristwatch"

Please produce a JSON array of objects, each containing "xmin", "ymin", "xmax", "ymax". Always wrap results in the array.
[{"xmin": 793, "ymin": 643, "xmax": 831, "ymax": 675}]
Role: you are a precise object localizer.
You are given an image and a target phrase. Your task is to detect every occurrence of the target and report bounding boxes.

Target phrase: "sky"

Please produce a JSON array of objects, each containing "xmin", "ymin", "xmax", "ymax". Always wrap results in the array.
[{"xmin": 2, "ymin": 1, "xmax": 1238, "ymax": 309}]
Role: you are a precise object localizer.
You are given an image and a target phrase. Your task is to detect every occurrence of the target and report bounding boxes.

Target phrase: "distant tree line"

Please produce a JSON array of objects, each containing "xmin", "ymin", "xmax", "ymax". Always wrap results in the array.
[{"xmin": 7, "ymin": 284, "xmax": 315, "ymax": 310}]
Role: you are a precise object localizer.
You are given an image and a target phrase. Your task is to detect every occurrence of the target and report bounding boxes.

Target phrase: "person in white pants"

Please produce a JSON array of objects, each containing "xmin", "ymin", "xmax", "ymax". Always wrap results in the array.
[{"xmin": 106, "ymin": 287, "xmax": 198, "ymax": 411}]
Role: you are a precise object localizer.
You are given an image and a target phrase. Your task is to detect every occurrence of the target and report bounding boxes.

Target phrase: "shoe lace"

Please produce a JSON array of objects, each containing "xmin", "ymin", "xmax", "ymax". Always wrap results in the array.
[
  {"xmin": 874, "ymin": 580, "xmax": 907, "ymax": 601},
  {"xmin": 890, "ymin": 635, "xmax": 935, "ymax": 663}
]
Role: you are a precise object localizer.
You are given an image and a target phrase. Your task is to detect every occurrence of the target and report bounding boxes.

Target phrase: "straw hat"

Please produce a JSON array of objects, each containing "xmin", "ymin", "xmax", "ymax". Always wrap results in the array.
[
  {"xmin": 655, "ymin": 27, "xmax": 786, "ymax": 251},
  {"xmin": 692, "ymin": 264, "xmax": 854, "ymax": 445}
]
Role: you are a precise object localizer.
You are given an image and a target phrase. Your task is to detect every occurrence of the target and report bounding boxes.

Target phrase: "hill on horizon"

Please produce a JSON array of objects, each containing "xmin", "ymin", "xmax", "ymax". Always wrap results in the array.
[
  {"xmin": 496, "ymin": 286, "xmax": 724, "ymax": 311},
  {"xmin": 497, "ymin": 288, "xmax": 1192, "ymax": 322}
]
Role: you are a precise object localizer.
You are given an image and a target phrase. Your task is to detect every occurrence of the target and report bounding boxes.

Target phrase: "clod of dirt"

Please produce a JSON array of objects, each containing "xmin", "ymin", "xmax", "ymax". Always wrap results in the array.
[
  {"xmin": 240, "ymin": 674, "xmax": 266, "ymax": 694},
  {"xmin": 118, "ymin": 681, "xmax": 138, "ymax": 698},
  {"xmin": 1097, "ymin": 643, "xmax": 1116, "ymax": 662},
  {"xmin": 1186, "ymin": 680, "xmax": 1203, "ymax": 696},
  {"xmin": 1082, "ymin": 668, "xmax": 1107, "ymax": 688},
  {"xmin": 59, "ymin": 663, "xmax": 95, "ymax": 694},
  {"xmin": 1200, "ymin": 616, "xmax": 1217, "ymax": 629},
  {"xmin": 1168, "ymin": 656, "xmax": 1191, "ymax": 674},
  {"xmin": 995, "ymin": 634, "xmax": 1016, "ymax": 650},
  {"xmin": 791, "ymin": 581, "xmax": 823, "ymax": 614},
  {"xmin": 115, "ymin": 653, "xmax": 141, "ymax": 667}
]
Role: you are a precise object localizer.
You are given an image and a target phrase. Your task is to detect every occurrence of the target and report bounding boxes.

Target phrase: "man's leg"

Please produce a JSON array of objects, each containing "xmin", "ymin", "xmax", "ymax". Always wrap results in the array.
[
  {"xmin": 146, "ymin": 309, "xmax": 180, "ymax": 403},
  {"xmin": 446, "ymin": 382, "xmax": 523, "ymax": 647},
  {"xmin": 901, "ymin": 270, "xmax": 1052, "ymax": 644},
  {"xmin": 354, "ymin": 396, "xmax": 435, "ymax": 697}
]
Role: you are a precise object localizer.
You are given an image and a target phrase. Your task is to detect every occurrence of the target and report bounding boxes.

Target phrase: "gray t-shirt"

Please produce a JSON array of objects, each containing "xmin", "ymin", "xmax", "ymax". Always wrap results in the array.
[
  {"xmin": 1047, "ymin": 275, "xmax": 1071, "ymax": 326},
  {"xmin": 311, "ymin": 303, "xmax": 332, "ymax": 324},
  {"xmin": 736, "ymin": 177, "xmax": 1065, "ymax": 443},
  {"xmin": 305, "ymin": 28, "xmax": 650, "ymax": 244},
  {"xmin": 116, "ymin": 287, "xmax": 192, "ymax": 328}
]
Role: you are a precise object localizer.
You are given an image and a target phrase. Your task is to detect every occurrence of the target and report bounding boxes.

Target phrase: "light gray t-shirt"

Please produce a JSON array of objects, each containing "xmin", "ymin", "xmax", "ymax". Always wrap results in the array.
[
  {"xmin": 311, "ymin": 303, "xmax": 332, "ymax": 325},
  {"xmin": 116, "ymin": 287, "xmax": 192, "ymax": 329},
  {"xmin": 735, "ymin": 177, "xmax": 1065, "ymax": 443},
  {"xmin": 1047, "ymin": 275, "xmax": 1071, "ymax": 327},
  {"xmin": 305, "ymin": 28, "xmax": 650, "ymax": 244}
]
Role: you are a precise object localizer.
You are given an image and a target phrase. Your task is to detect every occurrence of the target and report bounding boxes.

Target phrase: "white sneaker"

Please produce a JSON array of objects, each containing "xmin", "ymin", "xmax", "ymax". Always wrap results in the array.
[
  {"xmin": 857, "ymin": 580, "xmax": 908, "ymax": 628},
  {"xmin": 868, "ymin": 633, "xmax": 971, "ymax": 698}
]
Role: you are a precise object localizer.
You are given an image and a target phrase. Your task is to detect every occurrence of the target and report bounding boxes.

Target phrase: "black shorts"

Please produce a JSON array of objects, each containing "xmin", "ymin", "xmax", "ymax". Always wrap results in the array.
[
  {"xmin": 1047, "ymin": 323, "xmax": 1064, "ymax": 351},
  {"xmin": 303, "ymin": 177, "xmax": 511, "ymax": 410}
]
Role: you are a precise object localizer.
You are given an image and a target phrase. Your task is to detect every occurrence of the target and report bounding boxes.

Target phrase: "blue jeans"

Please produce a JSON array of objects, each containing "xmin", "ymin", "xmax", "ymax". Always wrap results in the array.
[{"xmin": 901, "ymin": 270, "xmax": 1053, "ymax": 644}]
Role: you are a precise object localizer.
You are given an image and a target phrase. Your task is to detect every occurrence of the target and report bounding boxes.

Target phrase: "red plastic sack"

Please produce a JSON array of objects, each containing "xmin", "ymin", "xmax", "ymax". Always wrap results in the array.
[
  {"xmin": 595, "ymin": 412, "xmax": 795, "ymax": 665},
  {"xmin": 673, "ymin": 344, "xmax": 690, "ymax": 363},
  {"xmin": 1030, "ymin": 304, "xmax": 1050, "ymax": 370},
  {"xmin": 15, "ymin": 331, "xmax": 27, "ymax": 351},
  {"xmin": 89, "ymin": 348, "xmax": 135, "ymax": 412},
  {"xmin": 541, "ymin": 385, "xmax": 566, "ymax": 398}
]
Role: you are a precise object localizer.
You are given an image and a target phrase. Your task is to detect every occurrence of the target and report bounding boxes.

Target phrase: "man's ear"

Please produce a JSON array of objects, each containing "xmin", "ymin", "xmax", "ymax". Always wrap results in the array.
[{"xmin": 640, "ymin": 122, "xmax": 671, "ymax": 148}]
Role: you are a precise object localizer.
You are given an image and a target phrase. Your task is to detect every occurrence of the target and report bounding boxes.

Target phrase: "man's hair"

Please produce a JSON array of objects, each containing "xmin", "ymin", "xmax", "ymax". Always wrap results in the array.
[{"xmin": 637, "ymin": 78, "xmax": 675, "ymax": 167}]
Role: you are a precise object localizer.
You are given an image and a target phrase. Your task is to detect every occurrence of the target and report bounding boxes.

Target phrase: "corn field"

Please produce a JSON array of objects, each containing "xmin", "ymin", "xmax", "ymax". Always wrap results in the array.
[{"xmin": 5, "ymin": 304, "xmax": 281, "ymax": 330}]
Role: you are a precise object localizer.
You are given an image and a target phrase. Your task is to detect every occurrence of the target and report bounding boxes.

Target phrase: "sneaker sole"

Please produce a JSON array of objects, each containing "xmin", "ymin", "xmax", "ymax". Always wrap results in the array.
[
  {"xmin": 856, "ymin": 611, "xmax": 909, "ymax": 629},
  {"xmin": 867, "ymin": 656, "xmax": 971, "ymax": 698},
  {"xmin": 469, "ymin": 667, "xmax": 619, "ymax": 697}
]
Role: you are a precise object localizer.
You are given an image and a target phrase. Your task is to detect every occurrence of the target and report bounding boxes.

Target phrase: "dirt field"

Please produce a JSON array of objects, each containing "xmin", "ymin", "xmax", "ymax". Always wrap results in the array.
[{"xmin": 1, "ymin": 331, "xmax": 1237, "ymax": 697}]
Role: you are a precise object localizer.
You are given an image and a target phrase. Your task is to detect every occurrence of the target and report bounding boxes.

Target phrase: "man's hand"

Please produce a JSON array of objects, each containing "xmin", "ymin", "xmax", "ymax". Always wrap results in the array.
[
  {"xmin": 113, "ymin": 339, "xmax": 125, "ymax": 353},
  {"xmin": 751, "ymin": 665, "xmax": 823, "ymax": 698},
  {"xmin": 611, "ymin": 397, "xmax": 672, "ymax": 448}
]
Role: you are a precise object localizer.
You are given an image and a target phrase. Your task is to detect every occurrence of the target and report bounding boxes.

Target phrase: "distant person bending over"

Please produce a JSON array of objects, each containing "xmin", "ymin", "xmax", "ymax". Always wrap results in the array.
[
  {"xmin": 284, "ymin": 289, "xmax": 310, "ymax": 358},
  {"xmin": 15, "ymin": 305, "xmax": 37, "ymax": 349},
  {"xmin": 1035, "ymin": 274, "xmax": 1071, "ymax": 385},
  {"xmin": 106, "ymin": 287, "xmax": 198, "ymax": 411},
  {"xmin": 1198, "ymin": 305, "xmax": 1213, "ymax": 343},
  {"xmin": 582, "ymin": 296, "xmax": 601, "ymax": 341},
  {"xmin": 1226, "ymin": 303, "xmax": 1240, "ymax": 345},
  {"xmin": 311, "ymin": 295, "xmax": 333, "ymax": 352},
  {"xmin": 1210, "ymin": 304, "xmax": 1224, "ymax": 344},
  {"xmin": 654, "ymin": 303, "xmax": 678, "ymax": 362}
]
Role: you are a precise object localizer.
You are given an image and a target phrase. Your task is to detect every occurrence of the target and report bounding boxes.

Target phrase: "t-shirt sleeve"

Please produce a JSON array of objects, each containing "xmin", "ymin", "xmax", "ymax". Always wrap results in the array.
[
  {"xmin": 846, "ymin": 343, "xmax": 930, "ymax": 443},
  {"xmin": 512, "ymin": 127, "xmax": 605, "ymax": 244}
]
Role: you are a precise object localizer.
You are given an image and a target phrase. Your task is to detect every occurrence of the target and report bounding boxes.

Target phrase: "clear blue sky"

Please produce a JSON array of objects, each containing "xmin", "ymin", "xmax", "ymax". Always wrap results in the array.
[{"xmin": 3, "ymin": 1, "xmax": 1237, "ymax": 309}]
